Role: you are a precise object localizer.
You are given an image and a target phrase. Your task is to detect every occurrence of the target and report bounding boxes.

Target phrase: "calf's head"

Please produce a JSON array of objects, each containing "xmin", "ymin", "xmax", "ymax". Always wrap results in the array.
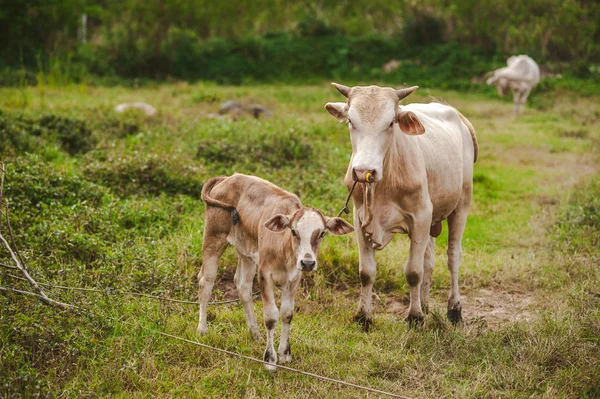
[
  {"xmin": 264, "ymin": 208, "xmax": 353, "ymax": 272},
  {"xmin": 325, "ymin": 83, "xmax": 422, "ymax": 182}
]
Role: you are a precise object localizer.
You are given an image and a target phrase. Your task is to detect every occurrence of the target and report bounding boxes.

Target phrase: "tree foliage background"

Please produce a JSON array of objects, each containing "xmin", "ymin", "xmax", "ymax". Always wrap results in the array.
[{"xmin": 0, "ymin": 0, "xmax": 599, "ymax": 84}]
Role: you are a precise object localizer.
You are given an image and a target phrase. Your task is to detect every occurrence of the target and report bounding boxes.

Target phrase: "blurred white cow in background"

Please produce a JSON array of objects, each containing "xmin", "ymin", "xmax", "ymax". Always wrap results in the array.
[{"xmin": 486, "ymin": 55, "xmax": 540, "ymax": 115}]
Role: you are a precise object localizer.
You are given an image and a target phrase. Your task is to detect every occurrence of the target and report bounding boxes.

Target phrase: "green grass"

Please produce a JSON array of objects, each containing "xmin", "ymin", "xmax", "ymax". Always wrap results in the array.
[{"xmin": 0, "ymin": 82, "xmax": 599, "ymax": 398}]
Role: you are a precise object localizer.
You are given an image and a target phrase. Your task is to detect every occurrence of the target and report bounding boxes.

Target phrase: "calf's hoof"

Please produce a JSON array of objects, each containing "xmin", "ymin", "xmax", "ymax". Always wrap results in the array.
[
  {"xmin": 405, "ymin": 313, "xmax": 425, "ymax": 327},
  {"xmin": 278, "ymin": 344, "xmax": 292, "ymax": 364},
  {"xmin": 447, "ymin": 309, "xmax": 463, "ymax": 324},
  {"xmin": 249, "ymin": 328, "xmax": 262, "ymax": 341},
  {"xmin": 279, "ymin": 353, "xmax": 292, "ymax": 364},
  {"xmin": 263, "ymin": 349, "xmax": 277, "ymax": 372},
  {"xmin": 353, "ymin": 313, "xmax": 373, "ymax": 332}
]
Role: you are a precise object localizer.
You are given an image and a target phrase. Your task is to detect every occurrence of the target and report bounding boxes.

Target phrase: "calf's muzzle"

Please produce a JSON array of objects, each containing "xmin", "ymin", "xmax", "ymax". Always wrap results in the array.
[{"xmin": 300, "ymin": 260, "xmax": 316, "ymax": 271}]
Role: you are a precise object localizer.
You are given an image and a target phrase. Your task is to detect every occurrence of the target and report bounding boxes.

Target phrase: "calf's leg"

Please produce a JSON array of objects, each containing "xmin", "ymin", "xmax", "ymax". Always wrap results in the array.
[
  {"xmin": 259, "ymin": 269, "xmax": 279, "ymax": 371},
  {"xmin": 278, "ymin": 277, "xmax": 301, "ymax": 364},
  {"xmin": 197, "ymin": 232, "xmax": 228, "ymax": 334},
  {"xmin": 235, "ymin": 255, "xmax": 260, "ymax": 340}
]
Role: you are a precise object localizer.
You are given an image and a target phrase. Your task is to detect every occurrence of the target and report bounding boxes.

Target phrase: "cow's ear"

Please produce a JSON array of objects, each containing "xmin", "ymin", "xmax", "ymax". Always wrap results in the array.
[
  {"xmin": 397, "ymin": 111, "xmax": 425, "ymax": 135},
  {"xmin": 325, "ymin": 102, "xmax": 347, "ymax": 123},
  {"xmin": 325, "ymin": 217, "xmax": 354, "ymax": 236},
  {"xmin": 264, "ymin": 214, "xmax": 290, "ymax": 233}
]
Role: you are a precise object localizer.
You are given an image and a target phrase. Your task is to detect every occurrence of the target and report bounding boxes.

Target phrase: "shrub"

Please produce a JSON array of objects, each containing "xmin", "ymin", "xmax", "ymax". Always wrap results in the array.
[
  {"xmin": 0, "ymin": 110, "xmax": 97, "ymax": 158},
  {"xmin": 83, "ymin": 154, "xmax": 204, "ymax": 197},
  {"xmin": 196, "ymin": 129, "xmax": 313, "ymax": 168}
]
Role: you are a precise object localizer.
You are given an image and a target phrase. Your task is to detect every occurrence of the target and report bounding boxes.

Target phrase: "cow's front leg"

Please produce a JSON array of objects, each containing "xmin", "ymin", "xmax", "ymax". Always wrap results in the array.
[
  {"xmin": 278, "ymin": 276, "xmax": 301, "ymax": 364},
  {"xmin": 354, "ymin": 207, "xmax": 377, "ymax": 331},
  {"xmin": 405, "ymin": 212, "xmax": 432, "ymax": 325},
  {"xmin": 259, "ymin": 269, "xmax": 278, "ymax": 371}
]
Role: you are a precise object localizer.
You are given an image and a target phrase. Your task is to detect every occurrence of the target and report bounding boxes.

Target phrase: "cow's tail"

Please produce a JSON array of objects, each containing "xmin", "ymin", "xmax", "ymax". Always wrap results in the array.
[
  {"xmin": 201, "ymin": 176, "xmax": 239, "ymax": 224},
  {"xmin": 457, "ymin": 111, "xmax": 478, "ymax": 163}
]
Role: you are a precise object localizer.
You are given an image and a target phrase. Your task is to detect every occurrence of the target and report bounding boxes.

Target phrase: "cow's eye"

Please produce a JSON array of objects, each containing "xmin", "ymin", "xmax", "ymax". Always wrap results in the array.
[
  {"xmin": 347, "ymin": 118, "xmax": 352, "ymax": 125},
  {"xmin": 291, "ymin": 229, "xmax": 299, "ymax": 238},
  {"xmin": 389, "ymin": 119, "xmax": 395, "ymax": 128},
  {"xmin": 319, "ymin": 231, "xmax": 327, "ymax": 239}
]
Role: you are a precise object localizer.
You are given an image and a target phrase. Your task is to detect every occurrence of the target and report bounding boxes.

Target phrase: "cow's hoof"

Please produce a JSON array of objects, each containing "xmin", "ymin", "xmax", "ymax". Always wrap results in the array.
[
  {"xmin": 196, "ymin": 325, "xmax": 208, "ymax": 335},
  {"xmin": 447, "ymin": 309, "xmax": 463, "ymax": 324},
  {"xmin": 353, "ymin": 313, "xmax": 373, "ymax": 332},
  {"xmin": 405, "ymin": 314, "xmax": 425, "ymax": 327}
]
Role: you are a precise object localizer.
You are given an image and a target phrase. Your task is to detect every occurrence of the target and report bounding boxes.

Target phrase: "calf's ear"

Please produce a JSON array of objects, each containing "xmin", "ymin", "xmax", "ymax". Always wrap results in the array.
[
  {"xmin": 397, "ymin": 111, "xmax": 425, "ymax": 135},
  {"xmin": 325, "ymin": 217, "xmax": 354, "ymax": 236},
  {"xmin": 264, "ymin": 214, "xmax": 291, "ymax": 233},
  {"xmin": 325, "ymin": 102, "xmax": 347, "ymax": 123}
]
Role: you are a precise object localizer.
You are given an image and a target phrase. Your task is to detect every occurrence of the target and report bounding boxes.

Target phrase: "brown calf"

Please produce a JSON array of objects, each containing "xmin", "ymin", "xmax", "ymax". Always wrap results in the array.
[{"xmin": 198, "ymin": 173, "xmax": 353, "ymax": 370}]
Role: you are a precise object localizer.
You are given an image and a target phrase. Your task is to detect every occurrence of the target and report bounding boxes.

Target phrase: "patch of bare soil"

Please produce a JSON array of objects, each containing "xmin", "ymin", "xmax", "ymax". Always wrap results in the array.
[{"xmin": 381, "ymin": 288, "xmax": 542, "ymax": 329}]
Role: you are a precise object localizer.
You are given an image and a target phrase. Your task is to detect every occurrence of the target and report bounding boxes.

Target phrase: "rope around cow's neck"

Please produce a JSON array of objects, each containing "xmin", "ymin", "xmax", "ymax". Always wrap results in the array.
[{"xmin": 337, "ymin": 180, "xmax": 358, "ymax": 217}]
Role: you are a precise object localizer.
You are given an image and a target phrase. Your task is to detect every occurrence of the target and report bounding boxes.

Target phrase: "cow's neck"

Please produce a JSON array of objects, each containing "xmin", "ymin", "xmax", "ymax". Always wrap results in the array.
[
  {"xmin": 360, "ymin": 129, "xmax": 422, "ymax": 229},
  {"xmin": 380, "ymin": 128, "xmax": 422, "ymax": 192}
]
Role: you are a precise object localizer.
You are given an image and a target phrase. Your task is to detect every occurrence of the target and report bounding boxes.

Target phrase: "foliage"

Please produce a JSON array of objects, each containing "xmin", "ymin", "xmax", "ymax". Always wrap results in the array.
[
  {"xmin": 0, "ymin": 110, "xmax": 96, "ymax": 157},
  {"xmin": 556, "ymin": 178, "xmax": 600, "ymax": 253},
  {"xmin": 197, "ymin": 129, "xmax": 313, "ymax": 167},
  {"xmin": 1, "ymin": 1, "xmax": 599, "ymax": 85},
  {"xmin": 83, "ymin": 154, "xmax": 204, "ymax": 197}
]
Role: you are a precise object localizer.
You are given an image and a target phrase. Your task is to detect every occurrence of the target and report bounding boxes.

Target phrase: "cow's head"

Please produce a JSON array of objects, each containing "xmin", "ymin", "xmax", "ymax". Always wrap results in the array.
[
  {"xmin": 324, "ymin": 83, "xmax": 421, "ymax": 183},
  {"xmin": 264, "ymin": 208, "xmax": 354, "ymax": 272},
  {"xmin": 486, "ymin": 74, "xmax": 508, "ymax": 96}
]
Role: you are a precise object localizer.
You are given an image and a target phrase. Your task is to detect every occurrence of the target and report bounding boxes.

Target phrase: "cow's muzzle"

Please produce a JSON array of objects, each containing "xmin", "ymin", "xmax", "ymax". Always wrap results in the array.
[{"xmin": 352, "ymin": 168, "xmax": 376, "ymax": 183}]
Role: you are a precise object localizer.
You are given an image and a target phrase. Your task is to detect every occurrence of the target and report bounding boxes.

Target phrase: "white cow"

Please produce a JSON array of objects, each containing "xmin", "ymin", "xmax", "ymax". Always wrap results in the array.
[
  {"xmin": 325, "ymin": 84, "xmax": 478, "ymax": 328},
  {"xmin": 486, "ymin": 55, "xmax": 540, "ymax": 115}
]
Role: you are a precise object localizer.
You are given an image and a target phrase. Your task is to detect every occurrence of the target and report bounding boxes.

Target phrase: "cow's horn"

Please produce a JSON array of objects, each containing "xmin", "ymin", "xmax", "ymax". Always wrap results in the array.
[
  {"xmin": 332, "ymin": 82, "xmax": 351, "ymax": 98},
  {"xmin": 395, "ymin": 86, "xmax": 419, "ymax": 101}
]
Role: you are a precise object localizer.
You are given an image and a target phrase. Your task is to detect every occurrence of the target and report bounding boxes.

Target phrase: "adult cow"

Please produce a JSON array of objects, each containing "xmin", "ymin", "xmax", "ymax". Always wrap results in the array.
[
  {"xmin": 325, "ymin": 84, "xmax": 478, "ymax": 328},
  {"xmin": 486, "ymin": 55, "xmax": 540, "ymax": 115}
]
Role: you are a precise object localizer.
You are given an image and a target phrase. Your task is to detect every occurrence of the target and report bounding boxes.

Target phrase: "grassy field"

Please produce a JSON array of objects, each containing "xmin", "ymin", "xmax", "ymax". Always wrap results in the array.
[{"xmin": 0, "ymin": 81, "xmax": 599, "ymax": 398}]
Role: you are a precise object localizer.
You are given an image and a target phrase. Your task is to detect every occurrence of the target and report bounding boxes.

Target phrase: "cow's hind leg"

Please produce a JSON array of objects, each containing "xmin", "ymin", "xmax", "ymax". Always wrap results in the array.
[
  {"xmin": 197, "ymin": 210, "xmax": 230, "ymax": 335},
  {"xmin": 446, "ymin": 205, "xmax": 469, "ymax": 324},
  {"xmin": 420, "ymin": 236, "xmax": 435, "ymax": 314},
  {"xmin": 404, "ymin": 217, "xmax": 431, "ymax": 325},
  {"xmin": 235, "ymin": 255, "xmax": 260, "ymax": 340}
]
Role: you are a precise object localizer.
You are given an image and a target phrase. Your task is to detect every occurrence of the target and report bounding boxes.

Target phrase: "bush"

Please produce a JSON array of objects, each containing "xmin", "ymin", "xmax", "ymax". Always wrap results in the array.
[
  {"xmin": 0, "ymin": 110, "xmax": 97, "ymax": 158},
  {"xmin": 196, "ymin": 129, "xmax": 313, "ymax": 168},
  {"xmin": 83, "ymin": 154, "xmax": 204, "ymax": 197},
  {"xmin": 556, "ymin": 178, "xmax": 600, "ymax": 253}
]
